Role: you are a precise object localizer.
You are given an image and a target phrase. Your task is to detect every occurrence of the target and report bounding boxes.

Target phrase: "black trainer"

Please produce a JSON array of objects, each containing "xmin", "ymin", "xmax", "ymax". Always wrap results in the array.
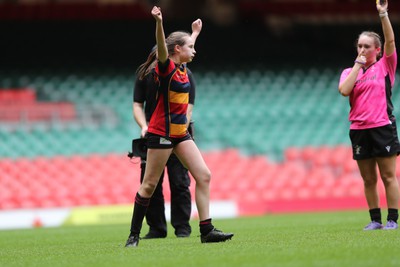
[
  {"xmin": 142, "ymin": 231, "xmax": 167, "ymax": 239},
  {"xmin": 125, "ymin": 234, "xmax": 140, "ymax": 247},
  {"xmin": 200, "ymin": 228, "xmax": 234, "ymax": 243},
  {"xmin": 176, "ymin": 228, "xmax": 191, "ymax": 238},
  {"xmin": 176, "ymin": 232, "xmax": 190, "ymax": 238}
]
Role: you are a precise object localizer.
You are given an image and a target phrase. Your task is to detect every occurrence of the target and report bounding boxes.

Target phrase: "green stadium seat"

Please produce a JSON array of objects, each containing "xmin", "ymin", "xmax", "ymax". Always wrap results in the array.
[{"xmin": 0, "ymin": 66, "xmax": 389, "ymax": 159}]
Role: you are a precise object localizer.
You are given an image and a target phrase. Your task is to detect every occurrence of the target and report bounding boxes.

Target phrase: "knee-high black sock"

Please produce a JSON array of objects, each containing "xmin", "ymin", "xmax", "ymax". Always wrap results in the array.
[
  {"xmin": 387, "ymin": 209, "xmax": 399, "ymax": 223},
  {"xmin": 130, "ymin": 192, "xmax": 151, "ymax": 236},
  {"xmin": 369, "ymin": 208, "xmax": 382, "ymax": 224},
  {"xmin": 199, "ymin": 218, "xmax": 214, "ymax": 235}
]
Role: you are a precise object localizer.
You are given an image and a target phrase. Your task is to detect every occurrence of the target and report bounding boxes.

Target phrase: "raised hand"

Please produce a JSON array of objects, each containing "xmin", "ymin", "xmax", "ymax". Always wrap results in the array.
[
  {"xmin": 376, "ymin": 0, "xmax": 388, "ymax": 13},
  {"xmin": 151, "ymin": 6, "xmax": 162, "ymax": 22},
  {"xmin": 192, "ymin": 19, "xmax": 203, "ymax": 35}
]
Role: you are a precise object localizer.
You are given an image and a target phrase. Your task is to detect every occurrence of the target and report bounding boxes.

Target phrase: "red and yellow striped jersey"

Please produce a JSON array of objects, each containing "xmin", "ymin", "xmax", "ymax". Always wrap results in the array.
[{"xmin": 148, "ymin": 59, "xmax": 190, "ymax": 138}]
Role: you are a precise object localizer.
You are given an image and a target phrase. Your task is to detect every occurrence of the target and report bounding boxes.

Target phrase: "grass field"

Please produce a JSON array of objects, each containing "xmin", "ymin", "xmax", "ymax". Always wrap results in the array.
[{"xmin": 1, "ymin": 210, "xmax": 400, "ymax": 267}]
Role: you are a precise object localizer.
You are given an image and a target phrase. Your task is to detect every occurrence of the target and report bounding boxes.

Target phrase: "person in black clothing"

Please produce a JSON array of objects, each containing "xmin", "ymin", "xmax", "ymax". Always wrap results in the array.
[{"xmin": 129, "ymin": 18, "xmax": 201, "ymax": 239}]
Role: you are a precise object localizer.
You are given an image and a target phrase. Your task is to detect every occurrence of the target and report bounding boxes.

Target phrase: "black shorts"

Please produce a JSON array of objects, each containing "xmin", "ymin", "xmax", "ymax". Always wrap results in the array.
[
  {"xmin": 349, "ymin": 122, "xmax": 400, "ymax": 160},
  {"xmin": 146, "ymin": 132, "xmax": 192, "ymax": 149}
]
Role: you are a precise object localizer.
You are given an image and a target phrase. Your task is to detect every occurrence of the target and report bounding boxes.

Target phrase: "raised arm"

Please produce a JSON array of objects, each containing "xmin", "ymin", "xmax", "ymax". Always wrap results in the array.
[
  {"xmin": 191, "ymin": 19, "xmax": 203, "ymax": 45},
  {"xmin": 151, "ymin": 6, "xmax": 168, "ymax": 63},
  {"xmin": 377, "ymin": 0, "xmax": 395, "ymax": 56}
]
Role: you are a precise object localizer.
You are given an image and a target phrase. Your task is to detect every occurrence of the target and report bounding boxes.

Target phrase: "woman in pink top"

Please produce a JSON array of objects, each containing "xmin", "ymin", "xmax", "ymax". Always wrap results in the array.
[{"xmin": 339, "ymin": 0, "xmax": 399, "ymax": 230}]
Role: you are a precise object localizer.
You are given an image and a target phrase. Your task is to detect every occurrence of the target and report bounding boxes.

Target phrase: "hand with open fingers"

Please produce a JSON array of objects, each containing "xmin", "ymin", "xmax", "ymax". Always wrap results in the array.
[
  {"xmin": 376, "ymin": 0, "xmax": 388, "ymax": 13},
  {"xmin": 151, "ymin": 6, "xmax": 162, "ymax": 21},
  {"xmin": 192, "ymin": 19, "xmax": 203, "ymax": 35}
]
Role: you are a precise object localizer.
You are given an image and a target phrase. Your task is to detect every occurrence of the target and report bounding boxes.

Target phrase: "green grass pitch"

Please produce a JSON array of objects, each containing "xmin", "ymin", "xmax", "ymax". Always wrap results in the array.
[{"xmin": 1, "ymin": 210, "xmax": 400, "ymax": 267}]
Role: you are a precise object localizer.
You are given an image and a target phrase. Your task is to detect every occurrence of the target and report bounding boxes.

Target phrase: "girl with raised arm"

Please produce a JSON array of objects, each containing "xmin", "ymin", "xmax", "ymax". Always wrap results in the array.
[
  {"xmin": 338, "ymin": 0, "xmax": 399, "ymax": 230},
  {"xmin": 125, "ymin": 6, "xmax": 234, "ymax": 247}
]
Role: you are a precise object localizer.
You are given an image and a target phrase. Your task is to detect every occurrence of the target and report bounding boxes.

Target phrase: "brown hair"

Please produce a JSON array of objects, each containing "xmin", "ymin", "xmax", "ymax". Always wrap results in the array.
[
  {"xmin": 136, "ymin": 46, "xmax": 157, "ymax": 80},
  {"xmin": 136, "ymin": 31, "xmax": 191, "ymax": 79},
  {"xmin": 357, "ymin": 31, "xmax": 383, "ymax": 59},
  {"xmin": 166, "ymin": 31, "xmax": 191, "ymax": 56}
]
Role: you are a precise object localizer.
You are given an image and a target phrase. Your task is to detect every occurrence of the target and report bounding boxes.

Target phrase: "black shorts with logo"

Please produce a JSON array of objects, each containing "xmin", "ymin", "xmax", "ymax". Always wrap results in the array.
[
  {"xmin": 146, "ymin": 132, "xmax": 192, "ymax": 149},
  {"xmin": 349, "ymin": 122, "xmax": 400, "ymax": 160}
]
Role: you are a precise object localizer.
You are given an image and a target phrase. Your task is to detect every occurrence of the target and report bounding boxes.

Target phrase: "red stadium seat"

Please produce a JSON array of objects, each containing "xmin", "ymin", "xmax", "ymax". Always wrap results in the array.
[
  {"xmin": 0, "ymin": 147, "xmax": 378, "ymax": 212},
  {"xmin": 284, "ymin": 147, "xmax": 301, "ymax": 161},
  {"xmin": 0, "ymin": 88, "xmax": 36, "ymax": 104}
]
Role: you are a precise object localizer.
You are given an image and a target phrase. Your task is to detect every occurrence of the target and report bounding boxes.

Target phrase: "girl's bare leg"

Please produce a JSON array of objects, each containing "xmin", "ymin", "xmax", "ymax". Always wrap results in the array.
[
  {"xmin": 139, "ymin": 148, "xmax": 173, "ymax": 197},
  {"xmin": 376, "ymin": 155, "xmax": 399, "ymax": 209},
  {"xmin": 174, "ymin": 140, "xmax": 211, "ymax": 221},
  {"xmin": 357, "ymin": 158, "xmax": 379, "ymax": 209}
]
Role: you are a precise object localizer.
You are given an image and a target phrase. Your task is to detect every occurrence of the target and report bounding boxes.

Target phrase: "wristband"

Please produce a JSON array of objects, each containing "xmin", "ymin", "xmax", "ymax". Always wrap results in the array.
[
  {"xmin": 379, "ymin": 11, "xmax": 388, "ymax": 18},
  {"xmin": 354, "ymin": 60, "xmax": 365, "ymax": 65}
]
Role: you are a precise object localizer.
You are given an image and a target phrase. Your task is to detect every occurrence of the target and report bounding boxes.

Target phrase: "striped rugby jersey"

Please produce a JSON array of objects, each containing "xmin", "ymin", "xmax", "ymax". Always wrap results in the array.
[{"xmin": 148, "ymin": 59, "xmax": 190, "ymax": 138}]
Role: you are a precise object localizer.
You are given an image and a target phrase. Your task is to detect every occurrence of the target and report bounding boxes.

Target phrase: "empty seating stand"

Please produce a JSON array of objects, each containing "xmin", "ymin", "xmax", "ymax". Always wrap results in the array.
[
  {"xmin": 0, "ymin": 88, "xmax": 76, "ymax": 122},
  {"xmin": 0, "ymin": 67, "xmax": 398, "ymax": 214},
  {"xmin": 0, "ymin": 147, "xmax": 389, "ymax": 214}
]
